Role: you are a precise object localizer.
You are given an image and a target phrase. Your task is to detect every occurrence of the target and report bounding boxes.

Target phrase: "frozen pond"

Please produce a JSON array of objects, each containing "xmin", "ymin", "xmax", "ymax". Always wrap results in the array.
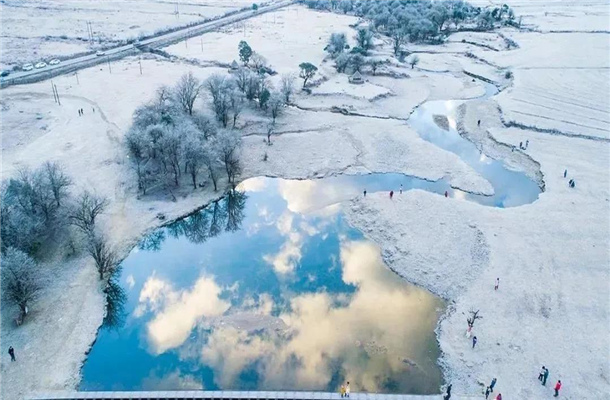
[{"xmin": 80, "ymin": 178, "xmax": 446, "ymax": 394}]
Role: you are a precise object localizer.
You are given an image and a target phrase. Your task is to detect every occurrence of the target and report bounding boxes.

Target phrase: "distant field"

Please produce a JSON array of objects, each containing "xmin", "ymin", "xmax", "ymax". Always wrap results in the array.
[{"xmin": 0, "ymin": 0, "xmax": 257, "ymax": 69}]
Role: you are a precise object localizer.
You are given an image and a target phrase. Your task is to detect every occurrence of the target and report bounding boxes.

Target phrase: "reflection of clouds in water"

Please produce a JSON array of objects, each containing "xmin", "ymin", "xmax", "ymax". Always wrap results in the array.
[
  {"xmin": 238, "ymin": 177, "xmax": 268, "ymax": 192},
  {"xmin": 201, "ymin": 241, "xmax": 442, "ymax": 392},
  {"xmin": 136, "ymin": 274, "xmax": 230, "ymax": 354},
  {"xmin": 263, "ymin": 231, "xmax": 303, "ymax": 275},
  {"xmin": 141, "ymin": 369, "xmax": 203, "ymax": 390},
  {"xmin": 263, "ymin": 211, "xmax": 304, "ymax": 275},
  {"xmin": 278, "ymin": 180, "xmax": 356, "ymax": 214},
  {"xmin": 125, "ymin": 274, "xmax": 135, "ymax": 290}
]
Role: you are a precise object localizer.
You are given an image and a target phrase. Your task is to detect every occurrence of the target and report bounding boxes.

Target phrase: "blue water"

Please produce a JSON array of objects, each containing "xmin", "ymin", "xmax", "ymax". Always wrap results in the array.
[
  {"xmin": 80, "ymin": 80, "xmax": 541, "ymax": 394},
  {"xmin": 80, "ymin": 180, "xmax": 445, "ymax": 394}
]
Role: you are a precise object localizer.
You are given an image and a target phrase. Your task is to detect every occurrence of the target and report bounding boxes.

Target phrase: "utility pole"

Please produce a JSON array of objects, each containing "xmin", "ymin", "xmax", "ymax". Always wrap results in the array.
[
  {"xmin": 75, "ymin": 71, "xmax": 79, "ymax": 84},
  {"xmin": 200, "ymin": 37, "xmax": 203, "ymax": 52},
  {"xmin": 107, "ymin": 56, "xmax": 112, "ymax": 74},
  {"xmin": 51, "ymin": 82, "xmax": 57, "ymax": 104},
  {"xmin": 139, "ymin": 56, "xmax": 142, "ymax": 75},
  {"xmin": 52, "ymin": 82, "xmax": 61, "ymax": 105}
]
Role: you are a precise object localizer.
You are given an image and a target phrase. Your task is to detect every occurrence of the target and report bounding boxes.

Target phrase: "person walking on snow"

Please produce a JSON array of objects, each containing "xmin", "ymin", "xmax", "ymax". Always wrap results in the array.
[
  {"xmin": 400, "ymin": 184, "xmax": 403, "ymax": 194},
  {"xmin": 495, "ymin": 394, "xmax": 502, "ymax": 400},
  {"xmin": 538, "ymin": 366, "xmax": 546, "ymax": 382},
  {"xmin": 472, "ymin": 336, "xmax": 478, "ymax": 348},
  {"xmin": 485, "ymin": 386, "xmax": 491, "ymax": 399},
  {"xmin": 345, "ymin": 382, "xmax": 350, "ymax": 398},
  {"xmin": 554, "ymin": 380, "xmax": 561, "ymax": 397},
  {"xmin": 543, "ymin": 366, "xmax": 550, "ymax": 386},
  {"xmin": 519, "ymin": 141, "xmax": 523, "ymax": 149},
  {"xmin": 526, "ymin": 139, "xmax": 529, "ymax": 148},
  {"xmin": 563, "ymin": 169, "xmax": 567, "ymax": 178},
  {"xmin": 443, "ymin": 384, "xmax": 452, "ymax": 400},
  {"xmin": 340, "ymin": 384, "xmax": 346, "ymax": 398},
  {"xmin": 390, "ymin": 191, "xmax": 394, "ymax": 199},
  {"xmin": 495, "ymin": 277, "xmax": 500, "ymax": 290},
  {"xmin": 8, "ymin": 346, "xmax": 15, "ymax": 361},
  {"xmin": 489, "ymin": 378, "xmax": 497, "ymax": 392},
  {"xmin": 363, "ymin": 189, "xmax": 366, "ymax": 197},
  {"xmin": 444, "ymin": 190, "xmax": 448, "ymax": 198},
  {"xmin": 478, "ymin": 119, "xmax": 481, "ymax": 126}
]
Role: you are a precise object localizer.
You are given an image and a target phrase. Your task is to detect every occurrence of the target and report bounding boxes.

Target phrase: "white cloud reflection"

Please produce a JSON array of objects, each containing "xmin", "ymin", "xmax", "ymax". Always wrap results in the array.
[
  {"xmin": 136, "ymin": 274, "xmax": 230, "ymax": 354},
  {"xmin": 200, "ymin": 241, "xmax": 443, "ymax": 392}
]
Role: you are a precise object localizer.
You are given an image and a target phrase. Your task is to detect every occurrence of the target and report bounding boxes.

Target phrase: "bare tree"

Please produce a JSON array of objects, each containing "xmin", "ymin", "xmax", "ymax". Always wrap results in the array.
[
  {"xmin": 250, "ymin": 52, "xmax": 268, "ymax": 73},
  {"xmin": 202, "ymin": 137, "xmax": 221, "ymax": 191},
  {"xmin": 206, "ymin": 74, "xmax": 232, "ymax": 127},
  {"xmin": 280, "ymin": 73, "xmax": 296, "ymax": 103},
  {"xmin": 467, "ymin": 309, "xmax": 483, "ymax": 328},
  {"xmin": 70, "ymin": 190, "xmax": 109, "ymax": 234},
  {"xmin": 268, "ymin": 92, "xmax": 285, "ymax": 123},
  {"xmin": 183, "ymin": 130, "xmax": 206, "ymax": 189},
  {"xmin": 125, "ymin": 128, "xmax": 151, "ymax": 194},
  {"xmin": 409, "ymin": 55, "xmax": 420, "ymax": 69},
  {"xmin": 299, "ymin": 62, "xmax": 318, "ymax": 88},
  {"xmin": 173, "ymin": 72, "xmax": 201, "ymax": 115},
  {"xmin": 229, "ymin": 89, "xmax": 245, "ymax": 128},
  {"xmin": 1, "ymin": 247, "xmax": 42, "ymax": 323},
  {"xmin": 234, "ymin": 67, "xmax": 250, "ymax": 94},
  {"xmin": 87, "ymin": 232, "xmax": 118, "ymax": 280},
  {"xmin": 370, "ymin": 59, "xmax": 381, "ymax": 75},
  {"xmin": 327, "ymin": 32, "xmax": 347, "ymax": 57},
  {"xmin": 217, "ymin": 129, "xmax": 242, "ymax": 185},
  {"xmin": 43, "ymin": 161, "xmax": 72, "ymax": 207}
]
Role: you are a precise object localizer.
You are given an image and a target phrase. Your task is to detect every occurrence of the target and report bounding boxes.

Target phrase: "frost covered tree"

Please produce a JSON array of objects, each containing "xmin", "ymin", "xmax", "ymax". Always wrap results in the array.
[
  {"xmin": 327, "ymin": 32, "xmax": 347, "ymax": 56},
  {"xmin": 238, "ymin": 40, "xmax": 253, "ymax": 65},
  {"xmin": 1, "ymin": 247, "xmax": 42, "ymax": 323},
  {"xmin": 250, "ymin": 52, "xmax": 268, "ymax": 74},
  {"xmin": 229, "ymin": 89, "xmax": 245, "ymax": 128},
  {"xmin": 280, "ymin": 73, "xmax": 296, "ymax": 103},
  {"xmin": 268, "ymin": 92, "xmax": 285, "ymax": 123},
  {"xmin": 87, "ymin": 231, "xmax": 118, "ymax": 280},
  {"xmin": 173, "ymin": 72, "xmax": 201, "ymax": 115},
  {"xmin": 202, "ymin": 137, "xmax": 222, "ymax": 191},
  {"xmin": 355, "ymin": 28, "xmax": 373, "ymax": 54},
  {"xmin": 217, "ymin": 129, "xmax": 242, "ymax": 185},
  {"xmin": 350, "ymin": 53, "xmax": 365, "ymax": 72},
  {"xmin": 299, "ymin": 62, "xmax": 318, "ymax": 88},
  {"xmin": 258, "ymin": 88, "xmax": 271, "ymax": 109},
  {"xmin": 69, "ymin": 191, "xmax": 109, "ymax": 235},
  {"xmin": 183, "ymin": 130, "xmax": 206, "ymax": 189},
  {"xmin": 43, "ymin": 161, "xmax": 72, "ymax": 207},
  {"xmin": 334, "ymin": 53, "xmax": 351, "ymax": 73},
  {"xmin": 390, "ymin": 27, "xmax": 408, "ymax": 55},
  {"xmin": 206, "ymin": 74, "xmax": 233, "ymax": 127},
  {"xmin": 409, "ymin": 55, "xmax": 420, "ymax": 69}
]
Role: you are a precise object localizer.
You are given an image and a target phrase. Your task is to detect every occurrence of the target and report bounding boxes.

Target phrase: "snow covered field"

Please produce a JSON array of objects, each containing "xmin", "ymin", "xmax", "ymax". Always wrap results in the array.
[
  {"xmin": 1, "ymin": 1, "xmax": 609, "ymax": 399},
  {"xmin": 0, "ymin": 0, "xmax": 257, "ymax": 69}
]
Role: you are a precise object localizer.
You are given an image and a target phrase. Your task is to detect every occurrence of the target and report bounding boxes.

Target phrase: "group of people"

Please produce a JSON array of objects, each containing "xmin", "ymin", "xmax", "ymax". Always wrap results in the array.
[
  {"xmin": 339, "ymin": 381, "xmax": 350, "ymax": 397},
  {"xmin": 77, "ymin": 107, "xmax": 94, "ymax": 116},
  {"xmin": 519, "ymin": 140, "xmax": 529, "ymax": 150},
  {"xmin": 539, "ymin": 366, "xmax": 562, "ymax": 397},
  {"xmin": 484, "ymin": 377, "xmax": 498, "ymax": 399},
  {"xmin": 564, "ymin": 169, "xmax": 576, "ymax": 188}
]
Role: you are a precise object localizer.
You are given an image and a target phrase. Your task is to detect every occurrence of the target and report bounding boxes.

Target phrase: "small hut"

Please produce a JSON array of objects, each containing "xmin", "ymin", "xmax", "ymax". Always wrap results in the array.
[
  {"xmin": 349, "ymin": 71, "xmax": 364, "ymax": 84},
  {"xmin": 229, "ymin": 60, "xmax": 239, "ymax": 72}
]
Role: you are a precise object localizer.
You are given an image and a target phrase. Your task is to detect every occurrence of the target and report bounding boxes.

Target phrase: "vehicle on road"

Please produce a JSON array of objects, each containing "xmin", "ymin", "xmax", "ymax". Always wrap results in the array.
[
  {"xmin": 22, "ymin": 63, "xmax": 34, "ymax": 71},
  {"xmin": 35, "ymin": 62, "xmax": 47, "ymax": 69},
  {"xmin": 96, "ymin": 51, "xmax": 106, "ymax": 56},
  {"xmin": 1, "ymin": 70, "xmax": 10, "ymax": 77},
  {"xmin": 49, "ymin": 59, "xmax": 61, "ymax": 65}
]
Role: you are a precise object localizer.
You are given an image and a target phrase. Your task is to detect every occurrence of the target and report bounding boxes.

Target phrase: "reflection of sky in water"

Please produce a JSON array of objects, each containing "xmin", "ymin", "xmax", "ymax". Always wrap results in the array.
[
  {"xmin": 408, "ymin": 87, "xmax": 541, "ymax": 208},
  {"xmin": 80, "ymin": 179, "xmax": 445, "ymax": 394}
]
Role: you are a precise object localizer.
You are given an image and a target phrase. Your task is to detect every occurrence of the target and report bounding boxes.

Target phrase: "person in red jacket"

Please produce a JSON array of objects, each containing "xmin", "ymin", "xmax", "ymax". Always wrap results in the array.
[
  {"xmin": 495, "ymin": 393, "xmax": 502, "ymax": 400},
  {"xmin": 554, "ymin": 380, "xmax": 562, "ymax": 397}
]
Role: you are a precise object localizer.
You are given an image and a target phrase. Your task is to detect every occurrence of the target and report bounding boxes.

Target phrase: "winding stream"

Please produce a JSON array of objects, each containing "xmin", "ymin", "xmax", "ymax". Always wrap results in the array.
[{"xmin": 80, "ymin": 81, "xmax": 541, "ymax": 393}]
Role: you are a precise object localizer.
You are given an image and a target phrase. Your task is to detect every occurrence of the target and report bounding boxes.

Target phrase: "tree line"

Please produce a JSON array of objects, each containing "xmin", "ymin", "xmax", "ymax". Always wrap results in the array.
[
  {"xmin": 1, "ymin": 162, "xmax": 118, "ymax": 324},
  {"xmin": 304, "ymin": 0, "xmax": 517, "ymax": 56}
]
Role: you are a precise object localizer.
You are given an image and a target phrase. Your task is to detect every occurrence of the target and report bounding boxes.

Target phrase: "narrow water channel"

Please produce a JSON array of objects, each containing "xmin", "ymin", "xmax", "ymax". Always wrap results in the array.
[{"xmin": 80, "ymin": 80, "xmax": 541, "ymax": 393}]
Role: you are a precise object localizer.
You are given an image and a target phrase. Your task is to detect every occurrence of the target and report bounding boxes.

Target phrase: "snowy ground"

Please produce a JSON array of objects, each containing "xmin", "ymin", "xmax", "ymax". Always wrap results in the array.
[
  {"xmin": 0, "ymin": 0, "xmax": 258, "ymax": 70},
  {"xmin": 1, "ymin": 1, "xmax": 609, "ymax": 400}
]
